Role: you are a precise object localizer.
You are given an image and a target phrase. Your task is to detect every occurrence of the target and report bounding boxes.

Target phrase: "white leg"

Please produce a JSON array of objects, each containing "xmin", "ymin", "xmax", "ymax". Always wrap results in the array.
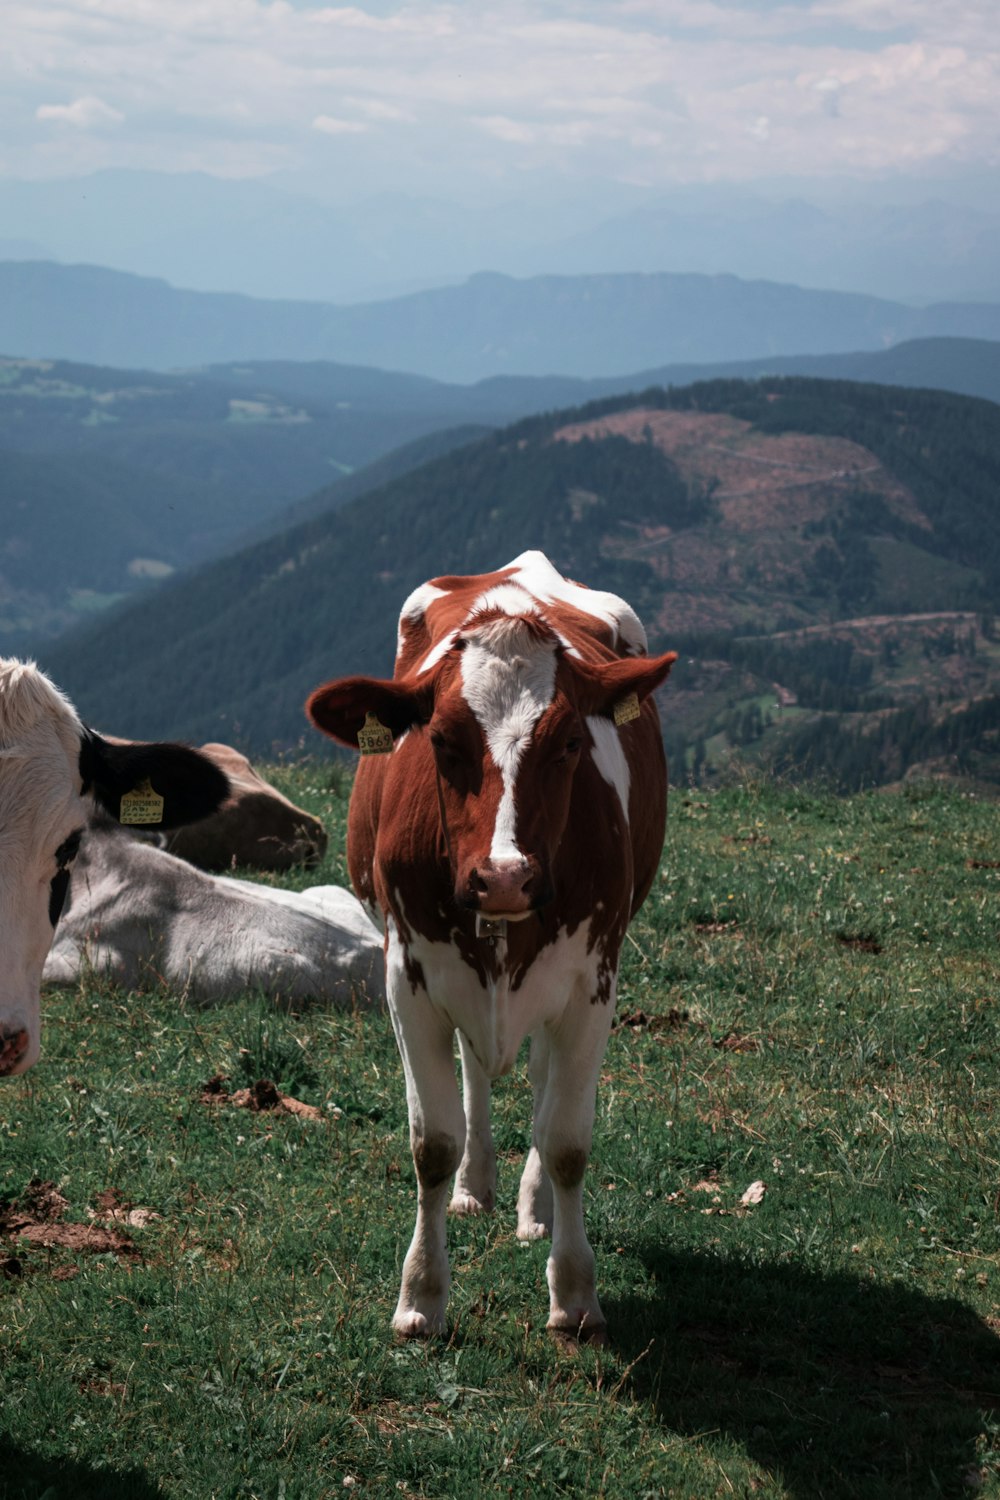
[
  {"xmin": 386, "ymin": 931, "xmax": 465, "ymax": 1337},
  {"xmin": 451, "ymin": 1034, "xmax": 496, "ymax": 1215},
  {"xmin": 536, "ymin": 981, "xmax": 616, "ymax": 1341},
  {"xmin": 517, "ymin": 1030, "xmax": 553, "ymax": 1240}
]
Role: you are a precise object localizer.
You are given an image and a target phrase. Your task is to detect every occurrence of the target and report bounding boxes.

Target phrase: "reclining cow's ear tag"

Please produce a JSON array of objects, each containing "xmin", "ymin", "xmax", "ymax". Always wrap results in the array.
[
  {"xmin": 119, "ymin": 778, "xmax": 165, "ymax": 825},
  {"xmin": 357, "ymin": 712, "xmax": 393, "ymax": 755},
  {"xmin": 613, "ymin": 692, "xmax": 641, "ymax": 727}
]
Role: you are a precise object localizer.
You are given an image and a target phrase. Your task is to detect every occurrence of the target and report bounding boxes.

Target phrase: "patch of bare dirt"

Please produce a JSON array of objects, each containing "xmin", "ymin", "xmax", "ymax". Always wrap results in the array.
[
  {"xmin": 836, "ymin": 932, "xmax": 883, "ymax": 954},
  {"xmin": 0, "ymin": 1179, "xmax": 141, "ymax": 1261},
  {"xmin": 199, "ymin": 1075, "xmax": 323, "ymax": 1120},
  {"xmin": 714, "ymin": 1031, "xmax": 763, "ymax": 1053},
  {"xmin": 615, "ymin": 1007, "xmax": 692, "ymax": 1033}
]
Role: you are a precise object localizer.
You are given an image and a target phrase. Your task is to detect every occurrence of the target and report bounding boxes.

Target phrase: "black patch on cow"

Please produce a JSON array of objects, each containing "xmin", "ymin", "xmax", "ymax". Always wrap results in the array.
[
  {"xmin": 49, "ymin": 828, "xmax": 83, "ymax": 927},
  {"xmin": 80, "ymin": 731, "xmax": 229, "ymax": 829},
  {"xmin": 49, "ymin": 868, "xmax": 70, "ymax": 927}
]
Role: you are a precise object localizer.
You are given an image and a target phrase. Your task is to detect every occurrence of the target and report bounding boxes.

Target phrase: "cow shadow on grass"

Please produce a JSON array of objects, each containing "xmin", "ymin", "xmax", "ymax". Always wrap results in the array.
[
  {"xmin": 0, "ymin": 1435, "xmax": 162, "ymax": 1500},
  {"xmin": 603, "ymin": 1243, "xmax": 1000, "ymax": 1500}
]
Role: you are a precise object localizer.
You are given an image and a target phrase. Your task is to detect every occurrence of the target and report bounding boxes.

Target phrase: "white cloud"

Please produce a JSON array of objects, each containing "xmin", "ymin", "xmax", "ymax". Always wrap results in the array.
[
  {"xmin": 312, "ymin": 114, "xmax": 368, "ymax": 135},
  {"xmin": 3, "ymin": 1, "xmax": 999, "ymax": 186},
  {"xmin": 36, "ymin": 95, "xmax": 124, "ymax": 130}
]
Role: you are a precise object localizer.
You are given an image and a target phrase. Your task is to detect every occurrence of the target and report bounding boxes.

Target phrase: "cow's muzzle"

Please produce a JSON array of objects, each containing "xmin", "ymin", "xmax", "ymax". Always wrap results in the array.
[
  {"xmin": 0, "ymin": 1026, "xmax": 31, "ymax": 1078},
  {"xmin": 461, "ymin": 856, "xmax": 553, "ymax": 918}
]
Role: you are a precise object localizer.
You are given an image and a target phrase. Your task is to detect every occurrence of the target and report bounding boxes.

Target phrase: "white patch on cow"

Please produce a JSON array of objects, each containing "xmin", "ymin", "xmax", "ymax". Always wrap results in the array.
[
  {"xmin": 399, "ymin": 912, "xmax": 603, "ymax": 1079},
  {"xmin": 469, "ymin": 582, "xmax": 538, "ymax": 619},
  {"xmin": 44, "ymin": 829, "xmax": 385, "ymax": 1006},
  {"xmin": 586, "ymin": 715, "xmax": 631, "ymax": 818},
  {"xmin": 418, "ymin": 629, "xmax": 459, "ymax": 676},
  {"xmin": 506, "ymin": 549, "xmax": 648, "ymax": 655},
  {"xmin": 0, "ymin": 660, "xmax": 88, "ymax": 1076},
  {"xmin": 397, "ymin": 581, "xmax": 448, "ymax": 659},
  {"xmin": 459, "ymin": 617, "xmax": 557, "ymax": 862}
]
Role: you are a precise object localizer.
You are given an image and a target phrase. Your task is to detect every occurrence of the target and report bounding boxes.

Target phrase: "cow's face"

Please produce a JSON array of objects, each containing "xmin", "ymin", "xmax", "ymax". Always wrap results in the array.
[
  {"xmin": 307, "ymin": 611, "xmax": 676, "ymax": 920},
  {"xmin": 0, "ymin": 661, "xmax": 229, "ymax": 1077}
]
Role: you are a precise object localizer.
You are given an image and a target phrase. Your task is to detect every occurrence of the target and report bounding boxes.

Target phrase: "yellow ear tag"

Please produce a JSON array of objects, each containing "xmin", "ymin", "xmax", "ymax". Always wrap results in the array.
[
  {"xmin": 613, "ymin": 692, "xmax": 641, "ymax": 728},
  {"xmin": 357, "ymin": 712, "xmax": 393, "ymax": 755},
  {"xmin": 120, "ymin": 778, "xmax": 165, "ymax": 825}
]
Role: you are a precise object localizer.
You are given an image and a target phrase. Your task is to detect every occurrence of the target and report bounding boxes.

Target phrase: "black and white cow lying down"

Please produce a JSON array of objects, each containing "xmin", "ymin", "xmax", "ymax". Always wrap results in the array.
[
  {"xmin": 0, "ymin": 658, "xmax": 230, "ymax": 1077},
  {"xmin": 43, "ymin": 820, "xmax": 385, "ymax": 1007}
]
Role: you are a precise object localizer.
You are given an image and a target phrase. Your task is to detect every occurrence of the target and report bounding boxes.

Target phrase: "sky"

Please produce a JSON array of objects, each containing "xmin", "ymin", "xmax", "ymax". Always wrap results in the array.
[{"xmin": 4, "ymin": 0, "xmax": 998, "ymax": 201}]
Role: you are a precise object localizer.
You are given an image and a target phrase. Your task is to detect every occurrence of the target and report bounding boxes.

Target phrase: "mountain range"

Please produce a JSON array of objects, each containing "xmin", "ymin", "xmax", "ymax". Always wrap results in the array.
[
  {"xmin": 3, "ymin": 169, "xmax": 999, "ymax": 307},
  {"xmin": 5, "ymin": 261, "xmax": 1000, "ymax": 382},
  {"xmin": 40, "ymin": 376, "xmax": 1000, "ymax": 791},
  {"xmin": 4, "ymin": 338, "xmax": 1000, "ymax": 647}
]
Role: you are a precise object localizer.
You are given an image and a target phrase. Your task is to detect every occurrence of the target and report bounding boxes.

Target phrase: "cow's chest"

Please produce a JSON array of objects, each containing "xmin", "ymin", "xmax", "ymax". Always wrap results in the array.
[{"xmin": 389, "ymin": 918, "xmax": 610, "ymax": 1079}]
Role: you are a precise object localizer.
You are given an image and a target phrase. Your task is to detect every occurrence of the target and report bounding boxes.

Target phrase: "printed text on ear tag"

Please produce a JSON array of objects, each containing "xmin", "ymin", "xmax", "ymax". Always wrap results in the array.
[
  {"xmin": 357, "ymin": 712, "xmax": 393, "ymax": 755},
  {"xmin": 613, "ymin": 692, "xmax": 641, "ymax": 727},
  {"xmin": 120, "ymin": 778, "xmax": 165, "ymax": 825}
]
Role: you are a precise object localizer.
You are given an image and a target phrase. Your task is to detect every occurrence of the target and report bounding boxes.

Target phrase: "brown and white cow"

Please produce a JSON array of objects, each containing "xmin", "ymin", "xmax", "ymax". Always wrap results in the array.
[
  {"xmin": 163, "ymin": 743, "xmax": 328, "ymax": 872},
  {"xmin": 307, "ymin": 550, "xmax": 675, "ymax": 1340},
  {"xmin": 0, "ymin": 659, "xmax": 229, "ymax": 1077}
]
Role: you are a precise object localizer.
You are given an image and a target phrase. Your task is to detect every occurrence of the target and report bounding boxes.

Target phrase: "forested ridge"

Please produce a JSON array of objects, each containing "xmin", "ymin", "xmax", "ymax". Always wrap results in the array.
[{"xmin": 42, "ymin": 375, "xmax": 1000, "ymax": 789}]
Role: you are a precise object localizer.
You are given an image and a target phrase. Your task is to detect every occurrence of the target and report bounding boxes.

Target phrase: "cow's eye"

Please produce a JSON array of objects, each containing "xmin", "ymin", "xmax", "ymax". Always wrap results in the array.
[
  {"xmin": 431, "ymin": 734, "xmax": 462, "ymax": 765},
  {"xmin": 54, "ymin": 830, "xmax": 82, "ymax": 869}
]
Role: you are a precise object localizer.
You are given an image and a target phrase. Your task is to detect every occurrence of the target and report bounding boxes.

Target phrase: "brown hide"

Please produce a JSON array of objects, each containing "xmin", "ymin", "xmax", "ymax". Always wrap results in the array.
[{"xmin": 164, "ymin": 744, "xmax": 328, "ymax": 872}]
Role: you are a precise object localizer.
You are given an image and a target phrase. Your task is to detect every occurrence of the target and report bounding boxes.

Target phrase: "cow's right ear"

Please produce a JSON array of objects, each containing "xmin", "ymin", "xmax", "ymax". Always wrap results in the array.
[
  {"xmin": 306, "ymin": 676, "xmax": 429, "ymax": 751},
  {"xmin": 80, "ymin": 732, "xmax": 231, "ymax": 828}
]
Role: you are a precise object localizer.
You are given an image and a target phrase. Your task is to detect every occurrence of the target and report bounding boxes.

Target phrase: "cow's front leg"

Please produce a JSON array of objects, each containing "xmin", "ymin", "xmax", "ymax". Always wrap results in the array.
[
  {"xmin": 451, "ymin": 1034, "xmax": 496, "ymax": 1215},
  {"xmin": 535, "ymin": 981, "xmax": 616, "ymax": 1342},
  {"xmin": 387, "ymin": 940, "xmax": 465, "ymax": 1336},
  {"xmin": 517, "ymin": 1029, "xmax": 553, "ymax": 1240}
]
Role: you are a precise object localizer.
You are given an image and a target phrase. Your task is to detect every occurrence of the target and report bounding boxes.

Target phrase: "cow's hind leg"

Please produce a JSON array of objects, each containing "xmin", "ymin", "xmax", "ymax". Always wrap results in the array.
[
  {"xmin": 387, "ymin": 942, "xmax": 465, "ymax": 1336},
  {"xmin": 536, "ymin": 987, "xmax": 615, "ymax": 1342},
  {"xmin": 517, "ymin": 1030, "xmax": 553, "ymax": 1240},
  {"xmin": 451, "ymin": 1034, "xmax": 496, "ymax": 1215}
]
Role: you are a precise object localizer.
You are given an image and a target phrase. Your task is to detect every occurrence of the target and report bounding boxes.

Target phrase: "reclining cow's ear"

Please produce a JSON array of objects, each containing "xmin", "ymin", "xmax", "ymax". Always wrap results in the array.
[
  {"xmin": 574, "ymin": 650, "xmax": 678, "ymax": 721},
  {"xmin": 80, "ymin": 732, "xmax": 231, "ymax": 828},
  {"xmin": 306, "ymin": 676, "xmax": 431, "ymax": 752}
]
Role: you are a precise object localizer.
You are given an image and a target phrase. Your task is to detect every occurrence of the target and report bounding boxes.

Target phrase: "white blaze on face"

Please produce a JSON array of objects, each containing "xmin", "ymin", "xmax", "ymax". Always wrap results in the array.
[{"xmin": 459, "ymin": 616, "xmax": 557, "ymax": 862}]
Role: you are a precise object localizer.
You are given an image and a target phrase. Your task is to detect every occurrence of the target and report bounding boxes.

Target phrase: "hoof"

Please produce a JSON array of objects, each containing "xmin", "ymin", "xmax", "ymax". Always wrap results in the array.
[
  {"xmin": 548, "ymin": 1318, "xmax": 608, "ymax": 1349},
  {"xmin": 516, "ymin": 1220, "xmax": 551, "ymax": 1241},
  {"xmin": 450, "ymin": 1190, "xmax": 494, "ymax": 1216},
  {"xmin": 392, "ymin": 1308, "xmax": 446, "ymax": 1339}
]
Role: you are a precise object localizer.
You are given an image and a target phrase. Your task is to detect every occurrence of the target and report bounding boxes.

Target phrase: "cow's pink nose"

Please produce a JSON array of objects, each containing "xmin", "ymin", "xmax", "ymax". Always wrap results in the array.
[
  {"xmin": 0, "ymin": 1027, "xmax": 30, "ymax": 1076},
  {"xmin": 469, "ymin": 858, "xmax": 538, "ymax": 915}
]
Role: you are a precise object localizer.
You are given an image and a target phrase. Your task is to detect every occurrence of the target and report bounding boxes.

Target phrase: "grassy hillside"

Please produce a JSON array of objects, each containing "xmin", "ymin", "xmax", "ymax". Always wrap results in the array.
[
  {"xmin": 40, "ymin": 375, "xmax": 1000, "ymax": 787},
  {"xmin": 3, "ymin": 777, "xmax": 998, "ymax": 1496}
]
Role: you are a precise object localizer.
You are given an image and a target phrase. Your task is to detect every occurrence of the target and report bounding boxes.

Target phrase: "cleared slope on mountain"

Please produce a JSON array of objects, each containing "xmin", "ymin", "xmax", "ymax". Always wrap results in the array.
[{"xmin": 41, "ymin": 377, "xmax": 1000, "ymax": 791}]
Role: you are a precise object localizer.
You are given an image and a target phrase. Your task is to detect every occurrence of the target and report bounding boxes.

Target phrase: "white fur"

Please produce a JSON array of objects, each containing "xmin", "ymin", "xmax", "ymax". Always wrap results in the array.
[
  {"xmin": 0, "ymin": 660, "xmax": 89, "ymax": 1075},
  {"xmin": 459, "ymin": 618, "xmax": 557, "ymax": 863},
  {"xmin": 44, "ymin": 829, "xmax": 384, "ymax": 1008},
  {"xmin": 397, "ymin": 581, "xmax": 447, "ymax": 658},
  {"xmin": 507, "ymin": 549, "xmax": 648, "ymax": 655},
  {"xmin": 586, "ymin": 714, "xmax": 631, "ymax": 818}
]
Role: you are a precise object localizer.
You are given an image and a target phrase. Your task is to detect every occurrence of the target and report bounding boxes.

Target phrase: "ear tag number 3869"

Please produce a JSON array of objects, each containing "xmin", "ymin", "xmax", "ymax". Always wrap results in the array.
[{"xmin": 358, "ymin": 712, "xmax": 393, "ymax": 755}]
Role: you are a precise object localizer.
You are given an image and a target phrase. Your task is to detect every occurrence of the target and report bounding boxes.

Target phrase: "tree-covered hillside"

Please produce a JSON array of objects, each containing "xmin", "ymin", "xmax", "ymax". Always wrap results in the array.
[{"xmin": 41, "ymin": 376, "xmax": 1000, "ymax": 789}]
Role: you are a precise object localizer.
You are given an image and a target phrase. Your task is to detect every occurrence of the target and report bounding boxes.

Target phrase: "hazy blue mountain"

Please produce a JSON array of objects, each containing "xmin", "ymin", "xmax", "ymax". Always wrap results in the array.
[
  {"xmin": 5, "ymin": 261, "xmax": 1000, "ymax": 381},
  {"xmin": 4, "ymin": 169, "xmax": 1000, "ymax": 306}
]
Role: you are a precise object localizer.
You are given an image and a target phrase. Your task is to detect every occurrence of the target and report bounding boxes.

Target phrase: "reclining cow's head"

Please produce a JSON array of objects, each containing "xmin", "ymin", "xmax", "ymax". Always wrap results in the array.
[
  {"xmin": 308, "ymin": 608, "xmax": 676, "ymax": 920},
  {"xmin": 0, "ymin": 660, "xmax": 229, "ymax": 1077}
]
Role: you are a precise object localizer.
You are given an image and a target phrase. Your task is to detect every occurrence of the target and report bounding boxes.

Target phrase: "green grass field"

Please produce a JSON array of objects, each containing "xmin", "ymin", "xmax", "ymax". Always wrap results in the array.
[{"xmin": 2, "ymin": 772, "xmax": 999, "ymax": 1499}]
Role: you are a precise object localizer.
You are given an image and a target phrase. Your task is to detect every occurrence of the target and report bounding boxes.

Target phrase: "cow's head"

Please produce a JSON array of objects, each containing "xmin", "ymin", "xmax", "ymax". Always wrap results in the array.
[
  {"xmin": 0, "ymin": 660, "xmax": 229, "ymax": 1077},
  {"xmin": 307, "ymin": 609, "xmax": 675, "ymax": 920}
]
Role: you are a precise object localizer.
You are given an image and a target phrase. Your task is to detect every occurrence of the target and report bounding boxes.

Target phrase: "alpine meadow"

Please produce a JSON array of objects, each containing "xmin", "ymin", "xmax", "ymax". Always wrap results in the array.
[{"xmin": 4, "ymin": 2, "xmax": 1000, "ymax": 1495}]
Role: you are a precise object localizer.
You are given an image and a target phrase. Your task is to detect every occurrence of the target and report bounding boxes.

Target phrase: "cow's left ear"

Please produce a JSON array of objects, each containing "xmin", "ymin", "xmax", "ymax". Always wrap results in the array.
[
  {"xmin": 80, "ymin": 732, "xmax": 231, "ymax": 829},
  {"xmin": 574, "ymin": 650, "xmax": 678, "ymax": 721}
]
